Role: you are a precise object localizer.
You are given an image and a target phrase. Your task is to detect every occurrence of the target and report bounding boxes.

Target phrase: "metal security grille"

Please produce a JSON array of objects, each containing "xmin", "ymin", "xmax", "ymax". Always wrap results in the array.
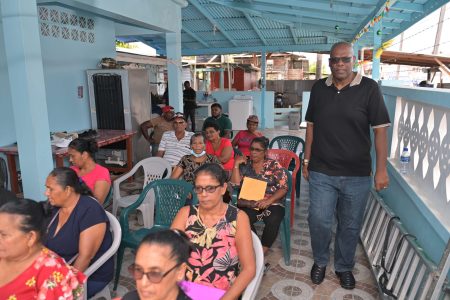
[
  {"xmin": 92, "ymin": 73, "xmax": 124, "ymax": 130},
  {"xmin": 92, "ymin": 73, "xmax": 126, "ymax": 149},
  {"xmin": 360, "ymin": 190, "xmax": 450, "ymax": 300}
]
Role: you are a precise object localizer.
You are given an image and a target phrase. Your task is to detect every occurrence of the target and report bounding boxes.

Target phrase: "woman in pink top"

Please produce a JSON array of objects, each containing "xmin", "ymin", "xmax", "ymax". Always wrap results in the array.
[
  {"xmin": 232, "ymin": 115, "xmax": 262, "ymax": 157},
  {"xmin": 68, "ymin": 138, "xmax": 111, "ymax": 204},
  {"xmin": 204, "ymin": 123, "xmax": 234, "ymax": 172}
]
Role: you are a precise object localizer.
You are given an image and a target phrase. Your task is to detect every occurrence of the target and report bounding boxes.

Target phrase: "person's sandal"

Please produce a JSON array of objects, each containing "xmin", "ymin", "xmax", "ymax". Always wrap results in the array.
[{"xmin": 310, "ymin": 263, "xmax": 326, "ymax": 284}]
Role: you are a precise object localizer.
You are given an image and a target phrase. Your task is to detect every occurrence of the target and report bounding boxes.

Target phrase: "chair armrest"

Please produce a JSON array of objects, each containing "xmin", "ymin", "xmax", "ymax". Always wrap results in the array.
[{"xmin": 113, "ymin": 163, "xmax": 142, "ymax": 201}]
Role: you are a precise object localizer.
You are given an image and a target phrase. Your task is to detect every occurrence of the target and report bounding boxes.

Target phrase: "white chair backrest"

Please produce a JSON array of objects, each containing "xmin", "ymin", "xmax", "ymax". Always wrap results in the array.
[
  {"xmin": 141, "ymin": 157, "xmax": 172, "ymax": 185},
  {"xmin": 83, "ymin": 211, "xmax": 121, "ymax": 299},
  {"xmin": 84, "ymin": 211, "xmax": 121, "ymax": 278},
  {"xmin": 113, "ymin": 157, "xmax": 172, "ymax": 202},
  {"xmin": 242, "ymin": 232, "xmax": 264, "ymax": 300}
]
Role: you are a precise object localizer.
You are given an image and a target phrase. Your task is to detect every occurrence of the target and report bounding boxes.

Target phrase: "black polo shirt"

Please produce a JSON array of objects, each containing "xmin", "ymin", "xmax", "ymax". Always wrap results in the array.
[{"xmin": 305, "ymin": 73, "xmax": 390, "ymax": 176}]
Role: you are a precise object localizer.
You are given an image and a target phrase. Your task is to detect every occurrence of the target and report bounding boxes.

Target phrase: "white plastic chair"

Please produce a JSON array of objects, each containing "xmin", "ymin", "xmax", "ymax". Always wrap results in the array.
[
  {"xmin": 84, "ymin": 211, "xmax": 122, "ymax": 300},
  {"xmin": 242, "ymin": 232, "xmax": 264, "ymax": 300},
  {"xmin": 112, "ymin": 157, "xmax": 172, "ymax": 228}
]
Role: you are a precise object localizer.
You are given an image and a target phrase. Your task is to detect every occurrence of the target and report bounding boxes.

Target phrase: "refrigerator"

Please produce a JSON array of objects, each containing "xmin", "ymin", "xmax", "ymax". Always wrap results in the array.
[{"xmin": 228, "ymin": 95, "xmax": 253, "ymax": 130}]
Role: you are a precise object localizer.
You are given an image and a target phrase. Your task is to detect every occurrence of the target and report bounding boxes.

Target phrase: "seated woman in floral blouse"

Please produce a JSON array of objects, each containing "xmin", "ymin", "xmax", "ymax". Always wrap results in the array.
[
  {"xmin": 230, "ymin": 136, "xmax": 288, "ymax": 256},
  {"xmin": 0, "ymin": 198, "xmax": 85, "ymax": 299},
  {"xmin": 171, "ymin": 163, "xmax": 255, "ymax": 300}
]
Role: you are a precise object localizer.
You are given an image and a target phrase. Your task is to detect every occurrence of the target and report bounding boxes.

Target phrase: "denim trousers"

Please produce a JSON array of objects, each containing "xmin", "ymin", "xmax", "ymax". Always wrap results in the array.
[{"xmin": 308, "ymin": 171, "xmax": 371, "ymax": 272}]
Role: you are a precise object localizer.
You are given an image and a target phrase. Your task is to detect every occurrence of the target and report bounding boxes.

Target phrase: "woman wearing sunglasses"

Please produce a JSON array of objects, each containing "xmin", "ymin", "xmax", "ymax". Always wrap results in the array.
[
  {"xmin": 171, "ymin": 163, "xmax": 255, "ymax": 300},
  {"xmin": 119, "ymin": 229, "xmax": 192, "ymax": 300},
  {"xmin": 230, "ymin": 136, "xmax": 288, "ymax": 257}
]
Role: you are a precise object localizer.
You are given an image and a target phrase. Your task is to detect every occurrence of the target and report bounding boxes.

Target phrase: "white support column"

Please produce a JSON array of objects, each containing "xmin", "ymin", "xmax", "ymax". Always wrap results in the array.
[
  {"xmin": 1, "ymin": 0, "xmax": 53, "ymax": 200},
  {"xmin": 219, "ymin": 68, "xmax": 224, "ymax": 90},
  {"xmin": 166, "ymin": 32, "xmax": 183, "ymax": 112},
  {"xmin": 260, "ymin": 50, "xmax": 267, "ymax": 129}
]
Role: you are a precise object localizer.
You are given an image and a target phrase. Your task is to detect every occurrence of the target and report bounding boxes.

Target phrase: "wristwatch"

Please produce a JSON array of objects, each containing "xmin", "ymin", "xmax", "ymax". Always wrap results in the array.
[{"xmin": 302, "ymin": 159, "xmax": 310, "ymax": 166}]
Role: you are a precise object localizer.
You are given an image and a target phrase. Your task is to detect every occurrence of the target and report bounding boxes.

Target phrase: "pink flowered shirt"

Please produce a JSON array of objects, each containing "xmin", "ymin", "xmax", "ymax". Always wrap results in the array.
[
  {"xmin": 184, "ymin": 205, "xmax": 239, "ymax": 291},
  {"xmin": 0, "ymin": 248, "xmax": 86, "ymax": 300}
]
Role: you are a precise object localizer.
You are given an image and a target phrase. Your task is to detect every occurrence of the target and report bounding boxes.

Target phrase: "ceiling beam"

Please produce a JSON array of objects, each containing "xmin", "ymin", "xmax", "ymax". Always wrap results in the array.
[
  {"xmin": 253, "ymin": 0, "xmax": 370, "ymax": 15},
  {"xmin": 206, "ymin": 0, "xmax": 362, "ymax": 23},
  {"xmin": 289, "ymin": 27, "xmax": 298, "ymax": 45},
  {"xmin": 331, "ymin": 0, "xmax": 378, "ymax": 4},
  {"xmin": 243, "ymin": 12, "xmax": 268, "ymax": 46},
  {"xmin": 189, "ymin": 0, "xmax": 238, "ymax": 47},
  {"xmin": 383, "ymin": 11, "xmax": 412, "ymax": 21},
  {"xmin": 254, "ymin": 11, "xmax": 359, "ymax": 30},
  {"xmin": 351, "ymin": 0, "xmax": 397, "ymax": 39},
  {"xmin": 182, "ymin": 43, "xmax": 335, "ymax": 56},
  {"xmin": 382, "ymin": 21, "xmax": 401, "ymax": 29},
  {"xmin": 182, "ymin": 27, "xmax": 210, "ymax": 47},
  {"xmin": 392, "ymin": 2, "xmax": 424, "ymax": 13}
]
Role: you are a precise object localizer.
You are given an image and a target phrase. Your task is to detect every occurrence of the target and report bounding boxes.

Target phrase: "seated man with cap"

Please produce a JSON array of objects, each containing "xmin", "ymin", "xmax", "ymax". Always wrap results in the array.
[
  {"xmin": 157, "ymin": 112, "xmax": 194, "ymax": 167},
  {"xmin": 140, "ymin": 106, "xmax": 174, "ymax": 156}
]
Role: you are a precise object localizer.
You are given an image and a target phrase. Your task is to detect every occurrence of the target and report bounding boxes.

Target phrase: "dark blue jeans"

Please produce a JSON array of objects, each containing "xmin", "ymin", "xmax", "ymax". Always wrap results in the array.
[{"xmin": 308, "ymin": 171, "xmax": 371, "ymax": 272}]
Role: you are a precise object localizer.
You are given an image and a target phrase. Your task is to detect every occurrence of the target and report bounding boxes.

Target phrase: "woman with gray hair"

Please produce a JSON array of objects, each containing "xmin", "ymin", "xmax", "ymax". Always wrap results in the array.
[{"xmin": 171, "ymin": 132, "xmax": 221, "ymax": 184}]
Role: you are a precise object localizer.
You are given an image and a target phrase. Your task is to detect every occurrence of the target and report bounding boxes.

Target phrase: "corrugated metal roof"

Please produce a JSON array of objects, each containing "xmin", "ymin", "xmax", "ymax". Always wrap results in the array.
[{"xmin": 141, "ymin": 0, "xmax": 450, "ymax": 55}]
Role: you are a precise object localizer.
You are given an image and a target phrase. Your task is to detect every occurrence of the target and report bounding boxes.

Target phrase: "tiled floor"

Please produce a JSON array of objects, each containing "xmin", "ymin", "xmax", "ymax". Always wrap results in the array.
[{"xmin": 111, "ymin": 127, "xmax": 381, "ymax": 300}]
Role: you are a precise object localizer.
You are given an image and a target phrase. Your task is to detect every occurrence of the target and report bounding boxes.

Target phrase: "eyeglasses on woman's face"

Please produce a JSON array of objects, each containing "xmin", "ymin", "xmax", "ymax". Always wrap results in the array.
[
  {"xmin": 128, "ymin": 263, "xmax": 181, "ymax": 283},
  {"xmin": 193, "ymin": 185, "xmax": 222, "ymax": 194}
]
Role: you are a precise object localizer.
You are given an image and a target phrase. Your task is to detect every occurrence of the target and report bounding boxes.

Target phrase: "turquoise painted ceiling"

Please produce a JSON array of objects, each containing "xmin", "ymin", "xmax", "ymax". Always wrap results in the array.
[{"xmin": 138, "ymin": 0, "xmax": 450, "ymax": 55}]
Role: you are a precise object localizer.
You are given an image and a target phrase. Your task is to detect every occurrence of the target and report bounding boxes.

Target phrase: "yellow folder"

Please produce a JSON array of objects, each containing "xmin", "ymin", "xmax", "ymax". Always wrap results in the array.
[{"xmin": 238, "ymin": 177, "xmax": 267, "ymax": 201}]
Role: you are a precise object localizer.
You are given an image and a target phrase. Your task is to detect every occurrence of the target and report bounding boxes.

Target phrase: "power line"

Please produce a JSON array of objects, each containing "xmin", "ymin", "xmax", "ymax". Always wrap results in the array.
[{"xmin": 386, "ymin": 16, "xmax": 450, "ymax": 50}]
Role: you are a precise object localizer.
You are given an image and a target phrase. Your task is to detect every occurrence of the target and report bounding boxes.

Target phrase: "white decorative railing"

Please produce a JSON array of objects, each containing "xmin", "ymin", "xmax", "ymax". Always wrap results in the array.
[{"xmin": 390, "ymin": 96, "xmax": 450, "ymax": 228}]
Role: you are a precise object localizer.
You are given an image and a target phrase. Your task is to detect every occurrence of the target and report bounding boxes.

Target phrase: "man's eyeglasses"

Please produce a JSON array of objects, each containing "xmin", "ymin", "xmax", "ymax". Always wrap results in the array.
[
  {"xmin": 194, "ymin": 185, "xmax": 222, "ymax": 194},
  {"xmin": 173, "ymin": 121, "xmax": 185, "ymax": 125},
  {"xmin": 329, "ymin": 56, "xmax": 352, "ymax": 64},
  {"xmin": 128, "ymin": 263, "xmax": 180, "ymax": 283},
  {"xmin": 249, "ymin": 147, "xmax": 265, "ymax": 153}
]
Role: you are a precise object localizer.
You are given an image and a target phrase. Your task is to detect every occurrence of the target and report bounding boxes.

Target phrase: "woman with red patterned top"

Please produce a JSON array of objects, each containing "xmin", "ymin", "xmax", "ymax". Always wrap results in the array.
[
  {"xmin": 0, "ymin": 198, "xmax": 85, "ymax": 299},
  {"xmin": 231, "ymin": 115, "xmax": 262, "ymax": 157}
]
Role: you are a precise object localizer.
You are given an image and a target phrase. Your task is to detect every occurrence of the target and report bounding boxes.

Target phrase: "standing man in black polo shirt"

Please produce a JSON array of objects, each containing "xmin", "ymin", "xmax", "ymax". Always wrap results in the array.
[
  {"xmin": 183, "ymin": 81, "xmax": 197, "ymax": 131},
  {"xmin": 303, "ymin": 42, "xmax": 390, "ymax": 289}
]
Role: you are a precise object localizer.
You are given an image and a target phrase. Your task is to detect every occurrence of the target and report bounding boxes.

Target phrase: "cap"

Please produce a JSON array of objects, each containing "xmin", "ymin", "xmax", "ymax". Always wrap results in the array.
[
  {"xmin": 162, "ymin": 105, "xmax": 174, "ymax": 113},
  {"xmin": 171, "ymin": 112, "xmax": 185, "ymax": 120},
  {"xmin": 247, "ymin": 115, "xmax": 259, "ymax": 123}
]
